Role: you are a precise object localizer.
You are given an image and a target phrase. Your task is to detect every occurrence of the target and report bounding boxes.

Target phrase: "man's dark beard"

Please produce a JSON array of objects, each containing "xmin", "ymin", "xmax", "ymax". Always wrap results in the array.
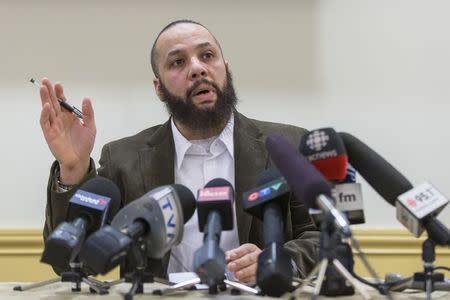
[{"xmin": 159, "ymin": 70, "xmax": 238, "ymax": 134}]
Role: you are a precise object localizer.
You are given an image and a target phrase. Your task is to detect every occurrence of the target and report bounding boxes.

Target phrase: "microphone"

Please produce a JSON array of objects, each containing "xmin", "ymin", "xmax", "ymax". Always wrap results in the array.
[
  {"xmin": 299, "ymin": 127, "xmax": 348, "ymax": 182},
  {"xmin": 79, "ymin": 184, "xmax": 196, "ymax": 275},
  {"xmin": 243, "ymin": 169, "xmax": 289, "ymax": 245},
  {"xmin": 340, "ymin": 132, "xmax": 450, "ymax": 245},
  {"xmin": 333, "ymin": 164, "xmax": 365, "ymax": 224},
  {"xmin": 242, "ymin": 169, "xmax": 293, "ymax": 297},
  {"xmin": 299, "ymin": 128, "xmax": 365, "ymax": 224},
  {"xmin": 265, "ymin": 133, "xmax": 352, "ymax": 238},
  {"xmin": 41, "ymin": 176, "xmax": 121, "ymax": 271},
  {"xmin": 193, "ymin": 178, "xmax": 234, "ymax": 286}
]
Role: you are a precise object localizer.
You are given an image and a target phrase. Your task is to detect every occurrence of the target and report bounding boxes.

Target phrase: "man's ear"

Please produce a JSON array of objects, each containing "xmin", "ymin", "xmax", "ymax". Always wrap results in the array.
[
  {"xmin": 153, "ymin": 77, "xmax": 164, "ymax": 102},
  {"xmin": 225, "ymin": 60, "xmax": 230, "ymax": 70}
]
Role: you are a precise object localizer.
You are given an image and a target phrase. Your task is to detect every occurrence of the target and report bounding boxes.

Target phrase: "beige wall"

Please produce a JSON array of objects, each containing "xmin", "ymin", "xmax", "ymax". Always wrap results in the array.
[{"xmin": 0, "ymin": 0, "xmax": 449, "ymax": 230}]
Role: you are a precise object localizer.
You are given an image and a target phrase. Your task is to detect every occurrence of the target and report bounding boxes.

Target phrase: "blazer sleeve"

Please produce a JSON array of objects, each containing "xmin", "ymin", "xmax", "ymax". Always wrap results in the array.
[
  {"xmin": 282, "ymin": 198, "xmax": 320, "ymax": 278},
  {"xmin": 43, "ymin": 159, "xmax": 97, "ymax": 242}
]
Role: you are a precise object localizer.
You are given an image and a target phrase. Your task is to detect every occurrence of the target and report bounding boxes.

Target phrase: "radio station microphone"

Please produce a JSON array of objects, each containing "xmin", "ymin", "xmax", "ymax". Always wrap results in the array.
[
  {"xmin": 79, "ymin": 184, "xmax": 196, "ymax": 275},
  {"xmin": 193, "ymin": 178, "xmax": 234, "ymax": 287},
  {"xmin": 299, "ymin": 127, "xmax": 348, "ymax": 182},
  {"xmin": 242, "ymin": 169, "xmax": 293, "ymax": 297},
  {"xmin": 41, "ymin": 176, "xmax": 121, "ymax": 271},
  {"xmin": 340, "ymin": 132, "xmax": 450, "ymax": 245},
  {"xmin": 266, "ymin": 133, "xmax": 352, "ymax": 238},
  {"xmin": 299, "ymin": 128, "xmax": 365, "ymax": 224}
]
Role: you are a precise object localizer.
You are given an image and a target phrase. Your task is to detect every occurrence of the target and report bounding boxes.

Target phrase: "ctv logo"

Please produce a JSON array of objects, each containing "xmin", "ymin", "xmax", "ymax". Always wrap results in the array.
[{"xmin": 248, "ymin": 181, "xmax": 283, "ymax": 202}]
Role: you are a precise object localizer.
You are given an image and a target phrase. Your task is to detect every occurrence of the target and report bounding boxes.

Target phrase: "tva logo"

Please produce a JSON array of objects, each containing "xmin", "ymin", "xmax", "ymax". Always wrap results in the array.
[{"xmin": 248, "ymin": 182, "xmax": 283, "ymax": 202}]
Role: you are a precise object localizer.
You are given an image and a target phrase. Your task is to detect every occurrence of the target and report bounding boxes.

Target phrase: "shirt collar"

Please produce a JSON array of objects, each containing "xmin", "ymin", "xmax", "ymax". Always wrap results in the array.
[{"xmin": 171, "ymin": 113, "xmax": 235, "ymax": 170}]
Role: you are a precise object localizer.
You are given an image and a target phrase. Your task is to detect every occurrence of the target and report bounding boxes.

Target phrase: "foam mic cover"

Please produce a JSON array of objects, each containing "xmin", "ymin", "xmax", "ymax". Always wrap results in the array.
[
  {"xmin": 66, "ymin": 176, "xmax": 121, "ymax": 233},
  {"xmin": 197, "ymin": 178, "xmax": 234, "ymax": 231},
  {"xmin": 242, "ymin": 169, "xmax": 290, "ymax": 221},
  {"xmin": 265, "ymin": 133, "xmax": 333, "ymax": 209},
  {"xmin": 111, "ymin": 184, "xmax": 196, "ymax": 258},
  {"xmin": 339, "ymin": 132, "xmax": 413, "ymax": 206},
  {"xmin": 172, "ymin": 184, "xmax": 196, "ymax": 223},
  {"xmin": 299, "ymin": 128, "xmax": 348, "ymax": 182}
]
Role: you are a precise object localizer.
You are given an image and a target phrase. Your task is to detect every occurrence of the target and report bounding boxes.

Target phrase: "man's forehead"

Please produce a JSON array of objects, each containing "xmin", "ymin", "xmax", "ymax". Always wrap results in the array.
[{"xmin": 156, "ymin": 23, "xmax": 219, "ymax": 56}]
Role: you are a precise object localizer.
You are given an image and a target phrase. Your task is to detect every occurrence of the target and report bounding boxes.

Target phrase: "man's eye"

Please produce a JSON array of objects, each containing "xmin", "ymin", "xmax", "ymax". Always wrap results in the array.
[
  {"xmin": 203, "ymin": 52, "xmax": 214, "ymax": 59},
  {"xmin": 172, "ymin": 59, "xmax": 184, "ymax": 66}
]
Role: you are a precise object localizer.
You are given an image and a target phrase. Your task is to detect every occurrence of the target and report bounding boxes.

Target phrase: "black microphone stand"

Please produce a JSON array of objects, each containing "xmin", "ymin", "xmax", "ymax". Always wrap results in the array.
[
  {"xmin": 13, "ymin": 257, "xmax": 109, "ymax": 294},
  {"xmin": 388, "ymin": 238, "xmax": 450, "ymax": 299},
  {"xmin": 414, "ymin": 239, "xmax": 445, "ymax": 300},
  {"xmin": 119, "ymin": 240, "xmax": 158, "ymax": 300},
  {"xmin": 152, "ymin": 211, "xmax": 259, "ymax": 296},
  {"xmin": 294, "ymin": 212, "xmax": 372, "ymax": 300}
]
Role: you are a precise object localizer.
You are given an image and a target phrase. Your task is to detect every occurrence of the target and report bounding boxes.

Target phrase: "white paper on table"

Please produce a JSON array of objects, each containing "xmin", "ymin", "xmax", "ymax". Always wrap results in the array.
[{"xmin": 168, "ymin": 272, "xmax": 209, "ymax": 290}]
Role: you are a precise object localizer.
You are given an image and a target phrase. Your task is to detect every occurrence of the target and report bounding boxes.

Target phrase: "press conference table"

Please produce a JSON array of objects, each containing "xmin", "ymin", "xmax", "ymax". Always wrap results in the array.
[{"xmin": 1, "ymin": 282, "xmax": 449, "ymax": 300}]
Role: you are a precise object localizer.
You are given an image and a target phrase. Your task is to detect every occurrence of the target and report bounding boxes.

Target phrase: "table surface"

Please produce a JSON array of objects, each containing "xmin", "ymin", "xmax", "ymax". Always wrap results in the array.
[{"xmin": 1, "ymin": 281, "xmax": 449, "ymax": 300}]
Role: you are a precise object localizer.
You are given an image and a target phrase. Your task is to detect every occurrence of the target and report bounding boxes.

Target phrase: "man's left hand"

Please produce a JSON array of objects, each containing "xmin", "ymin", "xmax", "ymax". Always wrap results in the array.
[{"xmin": 226, "ymin": 243, "xmax": 262, "ymax": 283}]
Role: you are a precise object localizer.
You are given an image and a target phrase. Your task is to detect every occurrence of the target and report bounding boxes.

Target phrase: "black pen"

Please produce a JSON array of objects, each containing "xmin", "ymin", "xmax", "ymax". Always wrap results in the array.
[{"xmin": 30, "ymin": 78, "xmax": 84, "ymax": 120}]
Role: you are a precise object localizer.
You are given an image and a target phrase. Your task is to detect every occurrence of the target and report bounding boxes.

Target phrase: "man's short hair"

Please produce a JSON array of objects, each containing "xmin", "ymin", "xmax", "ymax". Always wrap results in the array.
[{"xmin": 150, "ymin": 19, "xmax": 223, "ymax": 77}]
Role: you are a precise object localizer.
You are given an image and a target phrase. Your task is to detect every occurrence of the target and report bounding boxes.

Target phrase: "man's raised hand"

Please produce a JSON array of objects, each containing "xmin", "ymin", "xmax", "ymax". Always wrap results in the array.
[{"xmin": 39, "ymin": 78, "xmax": 96, "ymax": 184}]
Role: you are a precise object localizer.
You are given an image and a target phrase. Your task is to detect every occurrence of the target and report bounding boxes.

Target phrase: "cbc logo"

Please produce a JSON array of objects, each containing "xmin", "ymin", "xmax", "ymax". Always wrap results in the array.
[{"xmin": 306, "ymin": 130, "xmax": 329, "ymax": 152}]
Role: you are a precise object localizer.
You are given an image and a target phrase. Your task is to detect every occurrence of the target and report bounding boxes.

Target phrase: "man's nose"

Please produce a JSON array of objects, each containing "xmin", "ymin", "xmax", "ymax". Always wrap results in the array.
[{"xmin": 188, "ymin": 57, "xmax": 207, "ymax": 80}]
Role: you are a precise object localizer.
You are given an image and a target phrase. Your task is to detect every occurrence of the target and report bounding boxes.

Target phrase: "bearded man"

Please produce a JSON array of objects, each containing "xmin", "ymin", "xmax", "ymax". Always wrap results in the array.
[{"xmin": 39, "ymin": 20, "xmax": 319, "ymax": 283}]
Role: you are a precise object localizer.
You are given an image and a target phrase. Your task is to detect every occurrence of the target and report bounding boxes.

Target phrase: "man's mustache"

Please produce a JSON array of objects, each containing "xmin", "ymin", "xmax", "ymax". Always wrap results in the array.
[{"xmin": 187, "ymin": 79, "xmax": 220, "ymax": 98}]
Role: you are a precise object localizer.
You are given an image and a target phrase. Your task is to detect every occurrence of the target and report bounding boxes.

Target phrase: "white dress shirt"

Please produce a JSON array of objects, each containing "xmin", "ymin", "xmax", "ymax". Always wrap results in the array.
[{"xmin": 167, "ymin": 114, "xmax": 240, "ymax": 273}]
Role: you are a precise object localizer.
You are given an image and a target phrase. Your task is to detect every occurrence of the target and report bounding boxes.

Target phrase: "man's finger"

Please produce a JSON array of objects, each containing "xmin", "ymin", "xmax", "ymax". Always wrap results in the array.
[
  {"xmin": 81, "ymin": 98, "xmax": 95, "ymax": 129},
  {"xmin": 40, "ymin": 103, "xmax": 51, "ymax": 130},
  {"xmin": 40, "ymin": 84, "xmax": 52, "ymax": 109},
  {"xmin": 238, "ymin": 274, "xmax": 256, "ymax": 284},
  {"xmin": 41, "ymin": 78, "xmax": 61, "ymax": 115},
  {"xmin": 54, "ymin": 82, "xmax": 67, "ymax": 102},
  {"xmin": 235, "ymin": 263, "xmax": 257, "ymax": 282},
  {"xmin": 227, "ymin": 253, "xmax": 254, "ymax": 272},
  {"xmin": 226, "ymin": 243, "xmax": 257, "ymax": 261}
]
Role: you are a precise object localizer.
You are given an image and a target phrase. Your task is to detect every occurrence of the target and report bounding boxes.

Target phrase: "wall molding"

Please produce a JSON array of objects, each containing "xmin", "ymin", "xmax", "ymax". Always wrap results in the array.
[
  {"xmin": 0, "ymin": 228, "xmax": 449, "ymax": 281},
  {"xmin": 353, "ymin": 228, "xmax": 450, "ymax": 254},
  {"xmin": 0, "ymin": 229, "xmax": 43, "ymax": 256}
]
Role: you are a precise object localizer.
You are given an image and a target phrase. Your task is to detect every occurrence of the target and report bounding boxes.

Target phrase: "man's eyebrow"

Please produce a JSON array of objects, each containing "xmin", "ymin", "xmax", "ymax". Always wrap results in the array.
[
  {"xmin": 166, "ymin": 42, "xmax": 216, "ymax": 59},
  {"xmin": 167, "ymin": 48, "xmax": 183, "ymax": 58},
  {"xmin": 195, "ymin": 42, "xmax": 214, "ymax": 50}
]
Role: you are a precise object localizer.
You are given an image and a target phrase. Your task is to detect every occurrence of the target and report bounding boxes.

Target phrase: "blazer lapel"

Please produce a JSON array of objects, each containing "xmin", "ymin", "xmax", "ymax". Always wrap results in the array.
[
  {"xmin": 138, "ymin": 120, "xmax": 175, "ymax": 193},
  {"xmin": 234, "ymin": 112, "xmax": 268, "ymax": 244}
]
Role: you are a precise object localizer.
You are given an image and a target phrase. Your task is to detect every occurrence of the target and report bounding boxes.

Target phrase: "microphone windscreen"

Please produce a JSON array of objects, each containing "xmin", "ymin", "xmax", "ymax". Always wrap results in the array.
[
  {"xmin": 197, "ymin": 178, "xmax": 234, "ymax": 231},
  {"xmin": 172, "ymin": 184, "xmax": 196, "ymax": 224},
  {"xmin": 299, "ymin": 128, "xmax": 348, "ymax": 182},
  {"xmin": 205, "ymin": 178, "xmax": 233, "ymax": 188},
  {"xmin": 266, "ymin": 133, "xmax": 332, "ymax": 209},
  {"xmin": 257, "ymin": 169, "xmax": 281, "ymax": 186},
  {"xmin": 79, "ymin": 176, "xmax": 122, "ymax": 221},
  {"xmin": 339, "ymin": 132, "xmax": 413, "ymax": 206}
]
